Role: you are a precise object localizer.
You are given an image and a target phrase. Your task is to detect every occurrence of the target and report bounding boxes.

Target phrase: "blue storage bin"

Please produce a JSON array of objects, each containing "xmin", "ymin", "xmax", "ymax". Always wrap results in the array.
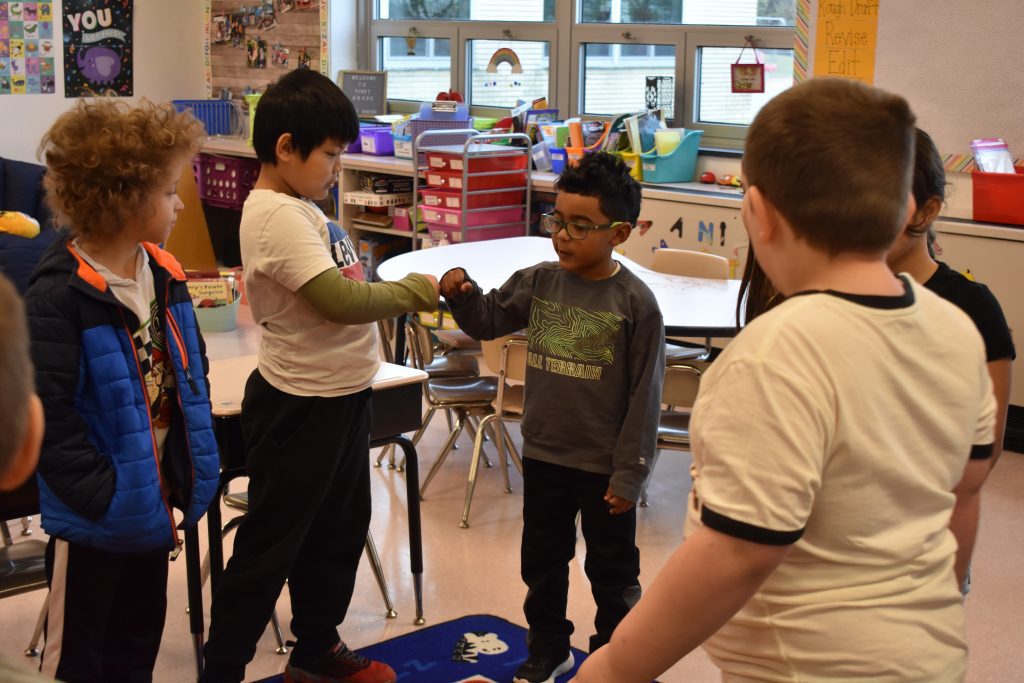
[
  {"xmin": 550, "ymin": 147, "xmax": 566, "ymax": 174},
  {"xmin": 638, "ymin": 130, "xmax": 703, "ymax": 183},
  {"xmin": 172, "ymin": 100, "xmax": 241, "ymax": 136}
]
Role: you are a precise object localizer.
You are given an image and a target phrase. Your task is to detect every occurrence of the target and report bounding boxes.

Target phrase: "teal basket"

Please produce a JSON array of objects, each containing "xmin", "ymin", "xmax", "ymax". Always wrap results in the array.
[
  {"xmin": 172, "ymin": 99, "xmax": 242, "ymax": 136},
  {"xmin": 638, "ymin": 129, "xmax": 703, "ymax": 183}
]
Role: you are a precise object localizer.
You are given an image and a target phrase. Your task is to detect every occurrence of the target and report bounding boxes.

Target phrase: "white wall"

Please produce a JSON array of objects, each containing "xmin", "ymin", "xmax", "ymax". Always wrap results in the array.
[
  {"xmin": 0, "ymin": 0, "xmax": 207, "ymax": 164},
  {"xmin": 329, "ymin": 0, "xmax": 358, "ymax": 79}
]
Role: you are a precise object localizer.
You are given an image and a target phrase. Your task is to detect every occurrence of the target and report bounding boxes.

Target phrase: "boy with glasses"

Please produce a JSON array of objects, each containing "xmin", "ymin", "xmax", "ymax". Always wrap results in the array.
[{"xmin": 440, "ymin": 152, "xmax": 665, "ymax": 683}]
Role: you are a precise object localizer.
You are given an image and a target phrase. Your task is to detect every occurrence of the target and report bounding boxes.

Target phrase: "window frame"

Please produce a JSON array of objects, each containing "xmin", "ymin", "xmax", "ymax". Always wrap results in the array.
[
  {"xmin": 359, "ymin": 0, "xmax": 796, "ymax": 149},
  {"xmin": 682, "ymin": 27, "xmax": 796, "ymax": 147}
]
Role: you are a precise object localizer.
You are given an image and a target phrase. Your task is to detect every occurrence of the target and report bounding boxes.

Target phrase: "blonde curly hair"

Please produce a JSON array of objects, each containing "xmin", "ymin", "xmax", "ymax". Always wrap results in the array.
[{"xmin": 40, "ymin": 98, "xmax": 205, "ymax": 240}]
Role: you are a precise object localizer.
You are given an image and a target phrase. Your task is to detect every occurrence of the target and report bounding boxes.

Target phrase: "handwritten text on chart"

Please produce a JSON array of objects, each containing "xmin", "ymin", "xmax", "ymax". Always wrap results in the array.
[{"xmin": 813, "ymin": 0, "xmax": 879, "ymax": 83}]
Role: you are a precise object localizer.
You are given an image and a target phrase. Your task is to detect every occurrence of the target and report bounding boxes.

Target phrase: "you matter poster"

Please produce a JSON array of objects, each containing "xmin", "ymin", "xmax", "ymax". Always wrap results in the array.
[{"xmin": 63, "ymin": 0, "xmax": 133, "ymax": 96}]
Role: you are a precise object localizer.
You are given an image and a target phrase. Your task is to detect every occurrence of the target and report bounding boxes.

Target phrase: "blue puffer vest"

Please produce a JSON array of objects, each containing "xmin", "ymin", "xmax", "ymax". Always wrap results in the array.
[{"xmin": 26, "ymin": 238, "xmax": 220, "ymax": 553}]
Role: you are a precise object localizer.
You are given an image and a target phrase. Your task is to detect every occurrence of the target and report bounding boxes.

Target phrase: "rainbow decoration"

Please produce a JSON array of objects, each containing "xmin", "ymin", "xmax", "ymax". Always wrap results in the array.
[
  {"xmin": 942, "ymin": 153, "xmax": 1024, "ymax": 173},
  {"xmin": 485, "ymin": 47, "xmax": 523, "ymax": 74},
  {"xmin": 793, "ymin": 0, "xmax": 810, "ymax": 83}
]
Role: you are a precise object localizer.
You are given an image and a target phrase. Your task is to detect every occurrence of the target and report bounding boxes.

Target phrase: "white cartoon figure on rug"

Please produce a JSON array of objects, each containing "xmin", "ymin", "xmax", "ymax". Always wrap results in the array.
[{"xmin": 452, "ymin": 631, "xmax": 510, "ymax": 663}]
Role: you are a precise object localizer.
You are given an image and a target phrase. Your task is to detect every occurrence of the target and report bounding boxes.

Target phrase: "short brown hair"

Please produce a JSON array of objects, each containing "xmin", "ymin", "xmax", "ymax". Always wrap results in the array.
[
  {"xmin": 0, "ymin": 274, "xmax": 33, "ymax": 474},
  {"xmin": 743, "ymin": 78, "xmax": 916, "ymax": 255},
  {"xmin": 40, "ymin": 98, "xmax": 204, "ymax": 240}
]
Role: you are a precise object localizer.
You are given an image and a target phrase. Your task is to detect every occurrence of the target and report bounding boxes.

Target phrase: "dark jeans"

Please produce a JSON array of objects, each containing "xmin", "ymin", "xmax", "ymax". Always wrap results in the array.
[
  {"xmin": 521, "ymin": 457, "xmax": 641, "ymax": 657},
  {"xmin": 43, "ymin": 538, "xmax": 168, "ymax": 683},
  {"xmin": 201, "ymin": 370, "xmax": 373, "ymax": 682}
]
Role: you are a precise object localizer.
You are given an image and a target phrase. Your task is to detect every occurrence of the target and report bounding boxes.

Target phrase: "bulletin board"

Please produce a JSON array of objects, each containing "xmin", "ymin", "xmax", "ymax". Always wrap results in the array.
[
  {"xmin": 799, "ymin": 0, "xmax": 1024, "ymax": 169},
  {"xmin": 206, "ymin": 0, "xmax": 327, "ymax": 100}
]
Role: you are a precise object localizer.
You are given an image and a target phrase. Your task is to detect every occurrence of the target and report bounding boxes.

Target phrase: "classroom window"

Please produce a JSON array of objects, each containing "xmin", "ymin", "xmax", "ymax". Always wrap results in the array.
[
  {"xmin": 378, "ymin": 0, "xmax": 555, "ymax": 22},
  {"xmin": 695, "ymin": 46, "xmax": 794, "ymax": 126},
  {"xmin": 379, "ymin": 36, "xmax": 453, "ymax": 102},
  {"xmin": 578, "ymin": 0, "xmax": 795, "ymax": 26},
  {"xmin": 581, "ymin": 42, "xmax": 675, "ymax": 118},
  {"xmin": 468, "ymin": 39, "xmax": 549, "ymax": 108}
]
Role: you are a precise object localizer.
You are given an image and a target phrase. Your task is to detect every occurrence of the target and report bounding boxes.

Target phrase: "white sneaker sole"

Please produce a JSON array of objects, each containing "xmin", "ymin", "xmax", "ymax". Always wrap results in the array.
[{"xmin": 513, "ymin": 652, "xmax": 575, "ymax": 683}]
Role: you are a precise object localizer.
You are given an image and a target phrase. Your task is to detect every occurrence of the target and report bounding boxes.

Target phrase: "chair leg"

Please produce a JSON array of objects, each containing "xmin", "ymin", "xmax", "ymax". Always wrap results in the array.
[
  {"xmin": 492, "ymin": 419, "xmax": 512, "ymax": 494},
  {"xmin": 503, "ymin": 427, "xmax": 524, "ymax": 476},
  {"xmin": 24, "ymin": 592, "xmax": 48, "ymax": 657},
  {"xmin": 1, "ymin": 520, "xmax": 12, "ymax": 546},
  {"xmin": 364, "ymin": 532, "xmax": 397, "ymax": 619},
  {"xmin": 20, "ymin": 516, "xmax": 32, "ymax": 536},
  {"xmin": 409, "ymin": 407, "xmax": 438, "ymax": 447},
  {"xmin": 269, "ymin": 609, "xmax": 288, "ymax": 655},
  {"xmin": 465, "ymin": 417, "xmax": 492, "ymax": 468},
  {"xmin": 445, "ymin": 409, "xmax": 458, "ymax": 450},
  {"xmin": 419, "ymin": 410, "xmax": 467, "ymax": 499},
  {"xmin": 639, "ymin": 448, "xmax": 660, "ymax": 508},
  {"xmin": 461, "ymin": 413, "xmax": 498, "ymax": 529}
]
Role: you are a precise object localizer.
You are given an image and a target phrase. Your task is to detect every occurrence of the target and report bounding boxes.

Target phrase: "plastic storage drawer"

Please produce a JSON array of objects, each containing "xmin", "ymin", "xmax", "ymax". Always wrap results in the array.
[
  {"xmin": 424, "ymin": 169, "xmax": 527, "ymax": 191},
  {"xmin": 419, "ymin": 187, "xmax": 524, "ymax": 211},
  {"xmin": 425, "ymin": 151, "xmax": 529, "ymax": 173},
  {"xmin": 420, "ymin": 205, "xmax": 523, "ymax": 228}
]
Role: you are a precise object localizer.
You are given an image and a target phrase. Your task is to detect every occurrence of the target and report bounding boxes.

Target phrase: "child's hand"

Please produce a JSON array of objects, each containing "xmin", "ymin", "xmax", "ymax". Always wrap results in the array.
[
  {"xmin": 440, "ymin": 268, "xmax": 474, "ymax": 299},
  {"xmin": 604, "ymin": 487, "xmax": 635, "ymax": 515}
]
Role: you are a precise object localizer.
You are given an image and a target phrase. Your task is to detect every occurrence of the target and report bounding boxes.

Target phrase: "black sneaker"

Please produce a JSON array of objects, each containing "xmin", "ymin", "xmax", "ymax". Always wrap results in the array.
[
  {"xmin": 283, "ymin": 642, "xmax": 396, "ymax": 683},
  {"xmin": 513, "ymin": 652, "xmax": 575, "ymax": 683}
]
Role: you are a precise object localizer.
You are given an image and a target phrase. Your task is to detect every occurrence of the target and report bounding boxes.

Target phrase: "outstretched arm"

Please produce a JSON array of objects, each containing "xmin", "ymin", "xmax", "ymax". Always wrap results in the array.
[
  {"xmin": 298, "ymin": 267, "xmax": 439, "ymax": 324},
  {"xmin": 572, "ymin": 527, "xmax": 789, "ymax": 683}
]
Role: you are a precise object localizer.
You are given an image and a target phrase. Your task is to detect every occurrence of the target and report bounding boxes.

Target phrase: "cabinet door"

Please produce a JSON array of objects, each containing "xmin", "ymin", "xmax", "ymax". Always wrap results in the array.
[{"xmin": 935, "ymin": 222, "xmax": 1024, "ymax": 407}]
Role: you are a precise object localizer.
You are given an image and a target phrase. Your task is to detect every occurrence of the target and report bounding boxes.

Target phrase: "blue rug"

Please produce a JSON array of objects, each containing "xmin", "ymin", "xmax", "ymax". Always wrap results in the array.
[{"xmin": 255, "ymin": 614, "xmax": 587, "ymax": 682}]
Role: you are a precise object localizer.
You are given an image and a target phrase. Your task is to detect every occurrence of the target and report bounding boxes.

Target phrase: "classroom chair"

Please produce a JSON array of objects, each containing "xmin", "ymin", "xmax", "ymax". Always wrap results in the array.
[
  {"xmin": 405, "ymin": 319, "xmax": 501, "ymax": 501},
  {"xmin": 650, "ymin": 248, "xmax": 730, "ymax": 362},
  {"xmin": 459, "ymin": 335, "xmax": 528, "ymax": 528},
  {"xmin": 639, "ymin": 363, "xmax": 703, "ymax": 507},
  {"xmin": 378, "ymin": 317, "xmax": 483, "ymax": 470},
  {"xmin": 0, "ymin": 478, "xmax": 48, "ymax": 657}
]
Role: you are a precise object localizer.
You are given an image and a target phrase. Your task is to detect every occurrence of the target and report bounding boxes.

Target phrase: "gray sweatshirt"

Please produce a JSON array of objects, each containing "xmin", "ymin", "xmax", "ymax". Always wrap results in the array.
[{"xmin": 445, "ymin": 261, "xmax": 665, "ymax": 502}]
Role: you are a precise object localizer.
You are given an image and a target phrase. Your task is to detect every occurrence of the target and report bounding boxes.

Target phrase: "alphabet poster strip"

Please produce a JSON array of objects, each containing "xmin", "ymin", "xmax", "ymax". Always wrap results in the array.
[
  {"xmin": 0, "ymin": 2, "xmax": 57, "ymax": 95},
  {"xmin": 63, "ymin": 0, "xmax": 133, "ymax": 97},
  {"xmin": 812, "ymin": 0, "xmax": 879, "ymax": 84}
]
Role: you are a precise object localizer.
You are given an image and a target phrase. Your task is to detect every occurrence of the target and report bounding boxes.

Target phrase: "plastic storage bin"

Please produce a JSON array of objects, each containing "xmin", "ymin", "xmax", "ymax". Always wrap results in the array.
[
  {"xmin": 425, "ymin": 150, "xmax": 529, "ymax": 173},
  {"xmin": 393, "ymin": 134, "xmax": 413, "ymax": 159},
  {"xmin": 638, "ymin": 130, "xmax": 703, "ymax": 183},
  {"xmin": 420, "ymin": 205, "xmax": 523, "ymax": 228},
  {"xmin": 972, "ymin": 166, "xmax": 1024, "ymax": 226},
  {"xmin": 424, "ymin": 168, "xmax": 527, "ymax": 191},
  {"xmin": 193, "ymin": 297, "xmax": 240, "ymax": 333},
  {"xmin": 424, "ymin": 223, "xmax": 525, "ymax": 244},
  {"xmin": 359, "ymin": 127, "xmax": 395, "ymax": 156},
  {"xmin": 193, "ymin": 153, "xmax": 261, "ymax": 210},
  {"xmin": 419, "ymin": 187, "xmax": 524, "ymax": 211},
  {"xmin": 173, "ymin": 100, "xmax": 241, "ymax": 136},
  {"xmin": 550, "ymin": 147, "xmax": 567, "ymax": 174}
]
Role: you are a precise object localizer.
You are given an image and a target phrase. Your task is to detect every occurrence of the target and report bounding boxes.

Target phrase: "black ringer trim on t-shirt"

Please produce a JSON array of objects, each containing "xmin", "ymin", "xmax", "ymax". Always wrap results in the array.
[
  {"xmin": 701, "ymin": 505, "xmax": 804, "ymax": 546},
  {"xmin": 970, "ymin": 443, "xmax": 994, "ymax": 460},
  {"xmin": 789, "ymin": 274, "xmax": 915, "ymax": 310}
]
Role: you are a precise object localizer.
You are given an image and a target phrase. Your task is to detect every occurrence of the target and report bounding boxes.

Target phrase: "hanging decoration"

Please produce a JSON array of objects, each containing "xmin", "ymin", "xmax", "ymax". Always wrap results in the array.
[
  {"xmin": 731, "ymin": 35, "xmax": 764, "ymax": 94},
  {"xmin": 63, "ymin": 0, "xmax": 133, "ymax": 97}
]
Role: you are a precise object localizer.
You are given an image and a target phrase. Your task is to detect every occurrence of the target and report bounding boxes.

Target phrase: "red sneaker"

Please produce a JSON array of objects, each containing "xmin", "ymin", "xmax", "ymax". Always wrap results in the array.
[{"xmin": 283, "ymin": 642, "xmax": 396, "ymax": 683}]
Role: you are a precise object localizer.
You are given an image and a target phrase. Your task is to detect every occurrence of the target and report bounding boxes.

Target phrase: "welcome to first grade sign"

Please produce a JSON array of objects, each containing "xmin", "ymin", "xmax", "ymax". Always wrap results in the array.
[{"xmin": 338, "ymin": 69, "xmax": 387, "ymax": 117}]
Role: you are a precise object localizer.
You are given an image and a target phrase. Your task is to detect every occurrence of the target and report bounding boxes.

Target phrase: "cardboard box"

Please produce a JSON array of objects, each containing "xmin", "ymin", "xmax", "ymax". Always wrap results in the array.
[
  {"xmin": 359, "ymin": 174, "xmax": 413, "ymax": 194},
  {"xmin": 358, "ymin": 235, "xmax": 407, "ymax": 281}
]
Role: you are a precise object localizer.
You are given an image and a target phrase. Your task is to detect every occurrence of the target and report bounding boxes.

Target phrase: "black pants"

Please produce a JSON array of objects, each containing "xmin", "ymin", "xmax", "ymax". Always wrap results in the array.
[
  {"xmin": 521, "ymin": 457, "xmax": 641, "ymax": 657},
  {"xmin": 41, "ymin": 538, "xmax": 168, "ymax": 683},
  {"xmin": 201, "ymin": 370, "xmax": 373, "ymax": 682}
]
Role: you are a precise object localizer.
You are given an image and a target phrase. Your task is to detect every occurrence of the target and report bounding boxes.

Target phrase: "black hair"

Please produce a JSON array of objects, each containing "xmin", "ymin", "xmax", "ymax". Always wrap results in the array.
[
  {"xmin": 908, "ymin": 128, "xmax": 947, "ymax": 240},
  {"xmin": 555, "ymin": 151, "xmax": 642, "ymax": 224},
  {"xmin": 252, "ymin": 69, "xmax": 359, "ymax": 164}
]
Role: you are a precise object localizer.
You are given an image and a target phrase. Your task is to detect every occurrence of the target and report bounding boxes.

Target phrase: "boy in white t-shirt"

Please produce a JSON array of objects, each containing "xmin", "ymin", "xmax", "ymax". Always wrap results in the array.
[
  {"xmin": 202, "ymin": 69, "xmax": 439, "ymax": 683},
  {"xmin": 574, "ymin": 78, "xmax": 997, "ymax": 682}
]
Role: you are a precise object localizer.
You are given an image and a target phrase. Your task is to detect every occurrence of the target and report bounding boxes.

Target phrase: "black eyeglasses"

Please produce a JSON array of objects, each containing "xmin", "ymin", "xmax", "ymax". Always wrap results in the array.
[{"xmin": 539, "ymin": 213, "xmax": 627, "ymax": 241}]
